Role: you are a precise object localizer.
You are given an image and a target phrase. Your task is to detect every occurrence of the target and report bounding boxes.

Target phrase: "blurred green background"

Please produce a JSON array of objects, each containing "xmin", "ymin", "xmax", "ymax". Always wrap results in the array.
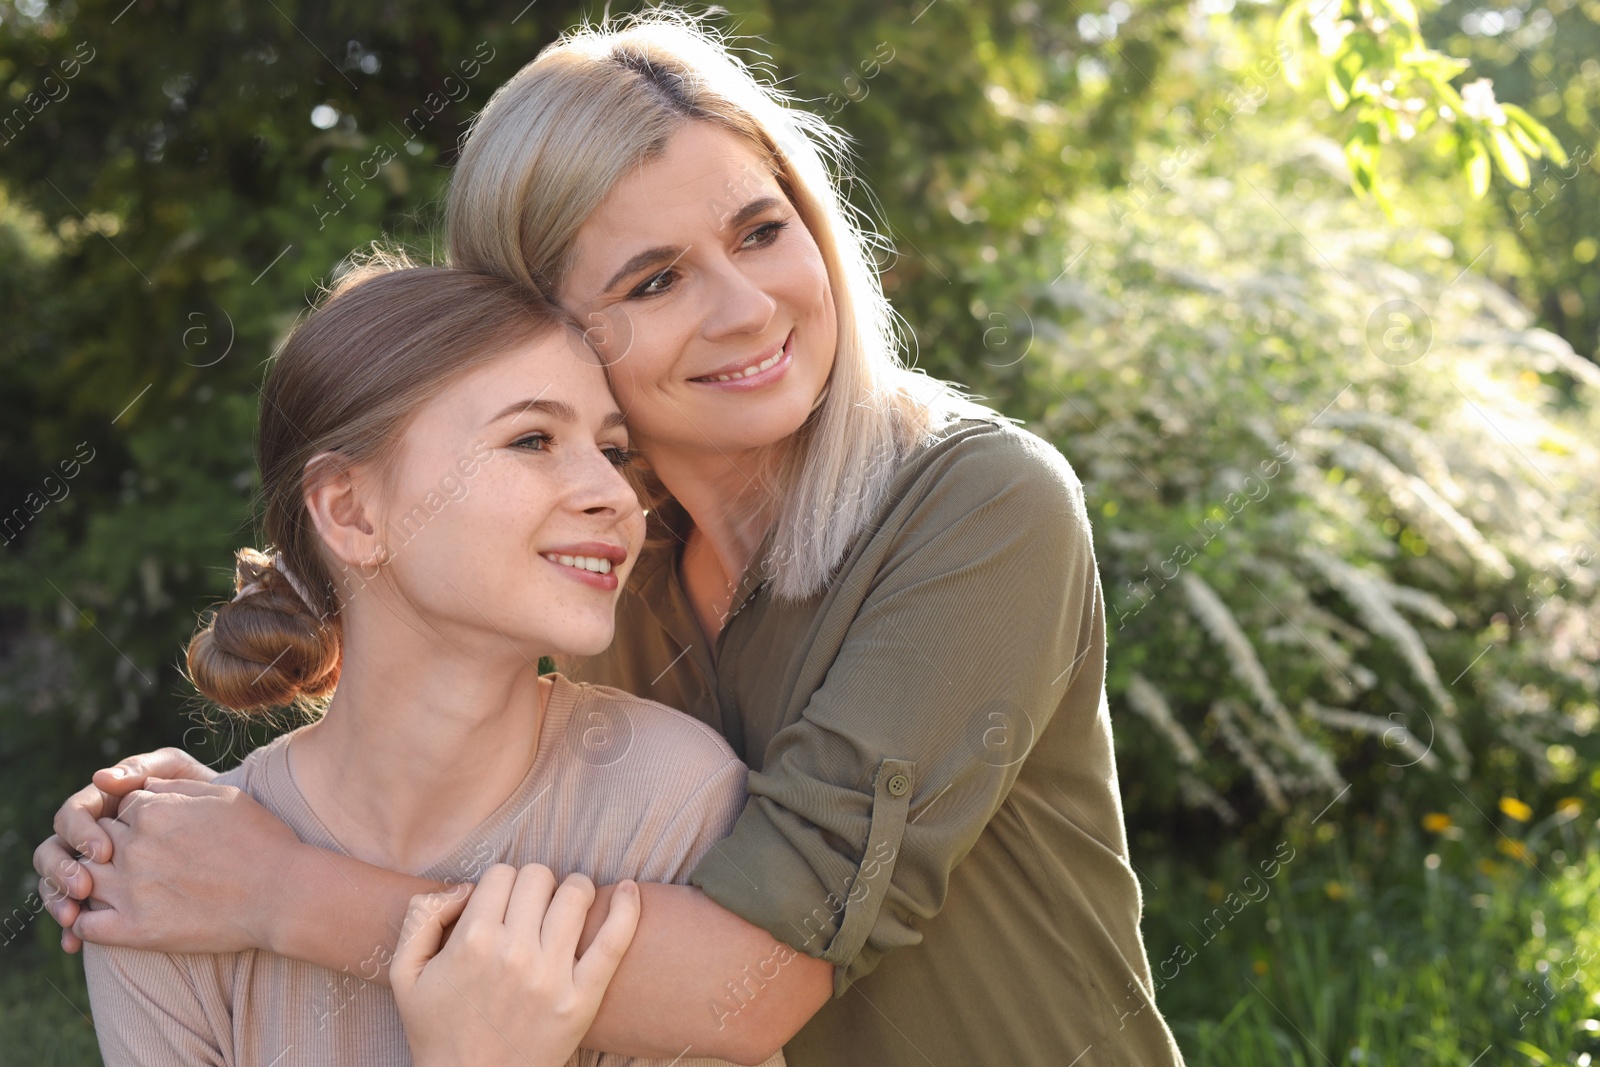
[{"xmin": 3, "ymin": 0, "xmax": 1598, "ymax": 1062}]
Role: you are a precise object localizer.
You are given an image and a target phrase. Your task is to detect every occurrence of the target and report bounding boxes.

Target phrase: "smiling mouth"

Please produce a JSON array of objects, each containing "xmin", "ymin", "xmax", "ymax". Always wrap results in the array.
[
  {"xmin": 541, "ymin": 553, "xmax": 615, "ymax": 575},
  {"xmin": 691, "ymin": 333, "xmax": 792, "ymax": 382}
]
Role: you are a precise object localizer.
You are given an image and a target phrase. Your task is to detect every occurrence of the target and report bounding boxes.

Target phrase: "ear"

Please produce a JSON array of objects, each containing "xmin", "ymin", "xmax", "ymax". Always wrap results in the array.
[{"xmin": 302, "ymin": 452, "xmax": 385, "ymax": 571}]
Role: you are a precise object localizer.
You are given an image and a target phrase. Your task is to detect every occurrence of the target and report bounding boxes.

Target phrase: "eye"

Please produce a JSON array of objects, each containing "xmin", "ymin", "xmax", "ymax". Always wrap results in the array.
[
  {"xmin": 742, "ymin": 220, "xmax": 787, "ymax": 248},
  {"xmin": 603, "ymin": 445, "xmax": 635, "ymax": 468},
  {"xmin": 629, "ymin": 268, "xmax": 678, "ymax": 299},
  {"xmin": 510, "ymin": 432, "xmax": 551, "ymax": 452}
]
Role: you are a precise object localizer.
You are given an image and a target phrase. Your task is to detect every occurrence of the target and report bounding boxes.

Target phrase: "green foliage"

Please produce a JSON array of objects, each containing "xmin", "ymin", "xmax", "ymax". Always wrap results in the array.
[
  {"xmin": 0, "ymin": 940, "xmax": 98, "ymax": 1066},
  {"xmin": 913, "ymin": 4, "xmax": 1600, "ymax": 830},
  {"xmin": 1420, "ymin": 0, "xmax": 1600, "ymax": 363},
  {"xmin": 1277, "ymin": 0, "xmax": 1567, "ymax": 211},
  {"xmin": 1146, "ymin": 808, "xmax": 1600, "ymax": 1061},
  {"xmin": 1020, "ymin": 113, "xmax": 1599, "ymax": 826}
]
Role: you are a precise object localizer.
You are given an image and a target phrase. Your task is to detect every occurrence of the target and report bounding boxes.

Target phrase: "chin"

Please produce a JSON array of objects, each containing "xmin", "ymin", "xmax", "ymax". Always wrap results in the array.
[
  {"xmin": 737, "ymin": 392, "xmax": 825, "ymax": 449},
  {"xmin": 553, "ymin": 626, "xmax": 617, "ymax": 661}
]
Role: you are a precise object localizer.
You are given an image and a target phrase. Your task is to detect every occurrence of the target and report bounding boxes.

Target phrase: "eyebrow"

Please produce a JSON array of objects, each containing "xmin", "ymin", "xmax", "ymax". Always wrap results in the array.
[
  {"xmin": 601, "ymin": 246, "xmax": 684, "ymax": 297},
  {"xmin": 489, "ymin": 397, "xmax": 627, "ymax": 432},
  {"xmin": 725, "ymin": 195, "xmax": 784, "ymax": 231},
  {"xmin": 599, "ymin": 195, "xmax": 786, "ymax": 295}
]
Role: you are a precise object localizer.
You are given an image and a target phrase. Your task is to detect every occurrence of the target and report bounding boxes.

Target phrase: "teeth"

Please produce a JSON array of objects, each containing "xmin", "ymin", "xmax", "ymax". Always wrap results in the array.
[
  {"xmin": 543, "ymin": 553, "xmax": 613, "ymax": 575},
  {"xmin": 706, "ymin": 350, "xmax": 783, "ymax": 382}
]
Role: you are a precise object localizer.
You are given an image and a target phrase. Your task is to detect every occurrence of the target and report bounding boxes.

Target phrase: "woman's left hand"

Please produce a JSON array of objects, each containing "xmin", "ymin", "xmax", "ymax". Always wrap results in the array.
[{"xmin": 392, "ymin": 864, "xmax": 641, "ymax": 1067}]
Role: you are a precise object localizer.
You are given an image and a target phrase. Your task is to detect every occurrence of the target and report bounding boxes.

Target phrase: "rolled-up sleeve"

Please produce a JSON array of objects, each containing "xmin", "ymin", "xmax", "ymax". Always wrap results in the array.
[{"xmin": 690, "ymin": 429, "xmax": 1101, "ymax": 992}]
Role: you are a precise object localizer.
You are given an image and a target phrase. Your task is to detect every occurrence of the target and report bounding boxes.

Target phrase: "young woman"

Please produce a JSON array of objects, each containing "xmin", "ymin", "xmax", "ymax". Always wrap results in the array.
[
  {"xmin": 79, "ymin": 260, "xmax": 780, "ymax": 1067},
  {"xmin": 38, "ymin": 14, "xmax": 1184, "ymax": 1066}
]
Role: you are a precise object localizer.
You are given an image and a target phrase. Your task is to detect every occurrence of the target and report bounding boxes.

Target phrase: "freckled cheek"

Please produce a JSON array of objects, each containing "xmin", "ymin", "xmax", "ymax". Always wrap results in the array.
[{"xmin": 465, "ymin": 473, "xmax": 555, "ymax": 541}]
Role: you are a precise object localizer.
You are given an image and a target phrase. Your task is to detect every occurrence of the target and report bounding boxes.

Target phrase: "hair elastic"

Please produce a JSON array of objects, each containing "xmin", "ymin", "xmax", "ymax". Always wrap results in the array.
[
  {"xmin": 274, "ymin": 556, "xmax": 316, "ymax": 607},
  {"xmin": 230, "ymin": 554, "xmax": 315, "ymax": 608}
]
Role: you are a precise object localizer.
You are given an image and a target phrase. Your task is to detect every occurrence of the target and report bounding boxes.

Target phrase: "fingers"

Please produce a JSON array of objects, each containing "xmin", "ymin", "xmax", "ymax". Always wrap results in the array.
[
  {"xmin": 73, "ymin": 853, "xmax": 126, "ymax": 924},
  {"xmin": 538, "ymin": 872, "xmax": 596, "ymax": 960},
  {"xmin": 392, "ymin": 885, "xmax": 473, "ymax": 992},
  {"xmin": 136, "ymin": 778, "xmax": 233, "ymax": 798},
  {"xmin": 37, "ymin": 869, "xmax": 84, "ymax": 936},
  {"xmin": 41, "ymin": 885, "xmax": 82, "ymax": 933},
  {"xmin": 34, "ymin": 834, "xmax": 92, "ymax": 905},
  {"xmin": 503, "ymin": 864, "xmax": 561, "ymax": 938},
  {"xmin": 573, "ymin": 881, "xmax": 640, "ymax": 997},
  {"xmin": 69, "ymin": 904, "xmax": 126, "ymax": 948},
  {"xmin": 91, "ymin": 748, "xmax": 216, "ymax": 796},
  {"xmin": 95, "ymin": 817, "xmax": 132, "ymax": 866},
  {"xmin": 113, "ymin": 779, "xmax": 238, "ymax": 829},
  {"xmin": 52, "ymin": 781, "xmax": 115, "ymax": 864},
  {"xmin": 34, "ymin": 833, "xmax": 94, "ymax": 946},
  {"xmin": 457, "ymin": 863, "xmax": 520, "ymax": 933}
]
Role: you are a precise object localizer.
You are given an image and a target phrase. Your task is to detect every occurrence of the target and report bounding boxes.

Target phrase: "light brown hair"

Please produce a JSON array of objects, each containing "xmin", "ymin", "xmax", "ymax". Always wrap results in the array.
[{"xmin": 187, "ymin": 258, "xmax": 570, "ymax": 713}]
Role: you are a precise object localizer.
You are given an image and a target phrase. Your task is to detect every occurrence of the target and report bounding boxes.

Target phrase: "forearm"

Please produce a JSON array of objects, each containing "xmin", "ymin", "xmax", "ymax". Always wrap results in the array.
[
  {"xmin": 270, "ymin": 843, "xmax": 447, "ymax": 985},
  {"xmin": 271, "ymin": 849, "xmax": 832, "ymax": 1059},
  {"xmin": 578, "ymin": 883, "xmax": 832, "ymax": 1064}
]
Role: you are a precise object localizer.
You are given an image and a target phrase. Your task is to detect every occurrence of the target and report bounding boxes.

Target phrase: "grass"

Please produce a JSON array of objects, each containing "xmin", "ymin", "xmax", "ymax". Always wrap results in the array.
[
  {"xmin": 3, "ymin": 802, "xmax": 1598, "ymax": 1065},
  {"xmin": 1146, "ymin": 801, "xmax": 1600, "ymax": 1065}
]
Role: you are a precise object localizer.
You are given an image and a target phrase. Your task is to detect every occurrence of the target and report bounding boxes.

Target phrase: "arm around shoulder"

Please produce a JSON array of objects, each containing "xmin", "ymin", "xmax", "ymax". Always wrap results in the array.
[{"xmin": 580, "ymin": 742, "xmax": 833, "ymax": 1062}]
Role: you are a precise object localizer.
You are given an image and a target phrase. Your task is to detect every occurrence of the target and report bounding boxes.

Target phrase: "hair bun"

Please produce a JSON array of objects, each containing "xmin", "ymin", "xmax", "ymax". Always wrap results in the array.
[{"xmin": 186, "ymin": 549, "xmax": 341, "ymax": 713}]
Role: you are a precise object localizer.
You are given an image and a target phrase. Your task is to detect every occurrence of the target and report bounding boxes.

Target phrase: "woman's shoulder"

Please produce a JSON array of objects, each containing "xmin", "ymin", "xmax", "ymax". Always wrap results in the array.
[
  {"xmin": 209, "ymin": 728, "xmax": 340, "ymax": 852},
  {"xmin": 902, "ymin": 414, "xmax": 1087, "ymax": 514},
  {"xmin": 211, "ymin": 730, "xmax": 297, "ymax": 792},
  {"xmin": 550, "ymin": 674, "xmax": 742, "ymax": 775}
]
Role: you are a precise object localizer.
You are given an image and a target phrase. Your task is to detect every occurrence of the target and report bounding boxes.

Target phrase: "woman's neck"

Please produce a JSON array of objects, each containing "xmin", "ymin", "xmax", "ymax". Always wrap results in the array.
[
  {"xmin": 287, "ymin": 607, "xmax": 550, "ymax": 875},
  {"xmin": 647, "ymin": 440, "xmax": 780, "ymax": 587}
]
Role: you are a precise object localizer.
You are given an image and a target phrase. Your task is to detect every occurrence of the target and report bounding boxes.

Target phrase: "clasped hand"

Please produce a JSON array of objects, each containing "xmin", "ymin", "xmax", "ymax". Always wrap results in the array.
[
  {"xmin": 32, "ymin": 747, "xmax": 278, "ymax": 953},
  {"xmin": 393, "ymin": 865, "xmax": 640, "ymax": 1067}
]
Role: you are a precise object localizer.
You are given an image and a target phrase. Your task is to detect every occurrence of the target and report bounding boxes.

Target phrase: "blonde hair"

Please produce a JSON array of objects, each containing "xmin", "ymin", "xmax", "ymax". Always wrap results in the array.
[
  {"xmin": 187, "ymin": 260, "xmax": 570, "ymax": 713},
  {"xmin": 447, "ymin": 12, "xmax": 987, "ymax": 599}
]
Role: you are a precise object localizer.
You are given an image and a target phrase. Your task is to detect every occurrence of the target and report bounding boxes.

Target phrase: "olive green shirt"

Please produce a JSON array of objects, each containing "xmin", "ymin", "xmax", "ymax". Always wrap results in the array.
[{"xmin": 571, "ymin": 417, "xmax": 1183, "ymax": 1066}]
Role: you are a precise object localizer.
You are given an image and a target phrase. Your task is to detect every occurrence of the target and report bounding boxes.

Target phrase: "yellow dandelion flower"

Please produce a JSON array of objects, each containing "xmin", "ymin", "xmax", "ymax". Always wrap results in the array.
[
  {"xmin": 1421, "ymin": 812, "xmax": 1452, "ymax": 833},
  {"xmin": 1324, "ymin": 881, "xmax": 1346, "ymax": 900},
  {"xmin": 1557, "ymin": 797, "xmax": 1583, "ymax": 817},
  {"xmin": 1499, "ymin": 796, "xmax": 1534, "ymax": 823},
  {"xmin": 1497, "ymin": 838, "xmax": 1533, "ymax": 864},
  {"xmin": 1477, "ymin": 858, "xmax": 1501, "ymax": 877},
  {"xmin": 1252, "ymin": 959, "xmax": 1269, "ymax": 976}
]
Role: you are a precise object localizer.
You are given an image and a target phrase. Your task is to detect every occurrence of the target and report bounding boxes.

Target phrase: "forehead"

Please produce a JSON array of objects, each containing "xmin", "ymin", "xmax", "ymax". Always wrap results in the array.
[
  {"xmin": 565, "ymin": 124, "xmax": 783, "ymax": 270},
  {"xmin": 432, "ymin": 329, "xmax": 615, "ymax": 416}
]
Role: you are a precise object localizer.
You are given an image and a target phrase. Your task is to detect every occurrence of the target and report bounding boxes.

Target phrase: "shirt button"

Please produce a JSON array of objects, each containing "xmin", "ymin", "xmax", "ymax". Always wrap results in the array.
[{"xmin": 886, "ymin": 773, "xmax": 910, "ymax": 797}]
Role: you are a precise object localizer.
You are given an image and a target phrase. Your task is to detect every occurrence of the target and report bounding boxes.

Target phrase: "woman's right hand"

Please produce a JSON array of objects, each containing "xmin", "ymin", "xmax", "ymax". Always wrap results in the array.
[
  {"xmin": 392, "ymin": 865, "xmax": 641, "ymax": 1067},
  {"xmin": 32, "ymin": 749, "xmax": 304, "ymax": 955}
]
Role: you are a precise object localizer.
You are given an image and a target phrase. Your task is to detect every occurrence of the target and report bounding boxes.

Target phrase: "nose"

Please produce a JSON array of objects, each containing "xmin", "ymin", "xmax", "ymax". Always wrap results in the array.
[
  {"xmin": 701, "ymin": 256, "xmax": 776, "ymax": 341},
  {"xmin": 568, "ymin": 446, "xmax": 643, "ymax": 522}
]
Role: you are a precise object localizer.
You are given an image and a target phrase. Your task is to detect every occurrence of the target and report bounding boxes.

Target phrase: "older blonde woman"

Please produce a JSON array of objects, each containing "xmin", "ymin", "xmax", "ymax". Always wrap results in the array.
[{"xmin": 37, "ymin": 14, "xmax": 1182, "ymax": 1066}]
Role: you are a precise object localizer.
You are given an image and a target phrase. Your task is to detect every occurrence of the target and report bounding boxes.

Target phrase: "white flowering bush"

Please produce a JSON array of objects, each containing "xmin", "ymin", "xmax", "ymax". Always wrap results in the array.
[{"xmin": 991, "ymin": 128, "xmax": 1600, "ymax": 824}]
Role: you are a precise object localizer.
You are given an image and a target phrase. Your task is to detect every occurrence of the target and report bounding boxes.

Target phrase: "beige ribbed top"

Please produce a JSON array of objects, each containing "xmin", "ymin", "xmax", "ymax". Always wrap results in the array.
[{"xmin": 83, "ymin": 674, "xmax": 782, "ymax": 1067}]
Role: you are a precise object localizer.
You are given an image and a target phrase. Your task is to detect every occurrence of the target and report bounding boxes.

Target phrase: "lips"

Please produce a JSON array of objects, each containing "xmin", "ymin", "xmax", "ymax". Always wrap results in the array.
[
  {"xmin": 690, "ymin": 331, "xmax": 793, "ymax": 383},
  {"xmin": 540, "ymin": 541, "xmax": 628, "ymax": 590}
]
